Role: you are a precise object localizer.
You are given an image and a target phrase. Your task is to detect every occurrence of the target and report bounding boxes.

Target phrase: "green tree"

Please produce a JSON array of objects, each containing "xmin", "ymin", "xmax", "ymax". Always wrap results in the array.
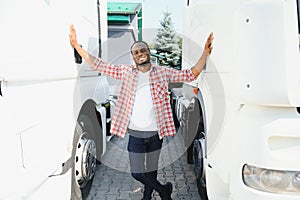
[{"xmin": 154, "ymin": 12, "xmax": 181, "ymax": 69}]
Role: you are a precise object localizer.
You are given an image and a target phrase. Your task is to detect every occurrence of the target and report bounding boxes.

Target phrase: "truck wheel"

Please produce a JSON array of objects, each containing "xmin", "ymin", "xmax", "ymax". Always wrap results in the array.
[
  {"xmin": 71, "ymin": 114, "xmax": 97, "ymax": 200},
  {"xmin": 193, "ymin": 138, "xmax": 208, "ymax": 200},
  {"xmin": 187, "ymin": 145, "xmax": 194, "ymax": 164},
  {"xmin": 169, "ymin": 90, "xmax": 180, "ymax": 128}
]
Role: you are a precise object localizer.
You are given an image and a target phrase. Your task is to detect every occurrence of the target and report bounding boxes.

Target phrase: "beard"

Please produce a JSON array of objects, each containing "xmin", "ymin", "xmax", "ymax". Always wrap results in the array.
[
  {"xmin": 134, "ymin": 54, "xmax": 150, "ymax": 67},
  {"xmin": 138, "ymin": 60, "xmax": 150, "ymax": 66}
]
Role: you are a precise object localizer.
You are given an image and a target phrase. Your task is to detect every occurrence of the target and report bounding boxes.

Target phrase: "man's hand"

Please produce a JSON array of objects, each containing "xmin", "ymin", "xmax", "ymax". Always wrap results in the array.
[
  {"xmin": 69, "ymin": 24, "xmax": 79, "ymax": 48},
  {"xmin": 68, "ymin": 24, "xmax": 96, "ymax": 65},
  {"xmin": 204, "ymin": 32, "xmax": 214, "ymax": 56}
]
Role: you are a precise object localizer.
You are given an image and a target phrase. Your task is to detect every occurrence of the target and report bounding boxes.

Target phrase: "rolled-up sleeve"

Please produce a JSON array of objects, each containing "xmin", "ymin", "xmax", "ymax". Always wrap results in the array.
[
  {"xmin": 91, "ymin": 58, "xmax": 130, "ymax": 80},
  {"xmin": 165, "ymin": 67, "xmax": 197, "ymax": 83}
]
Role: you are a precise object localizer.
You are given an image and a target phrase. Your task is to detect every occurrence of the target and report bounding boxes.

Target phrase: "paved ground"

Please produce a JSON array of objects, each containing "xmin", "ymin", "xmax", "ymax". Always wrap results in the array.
[{"xmin": 87, "ymin": 127, "xmax": 201, "ymax": 200}]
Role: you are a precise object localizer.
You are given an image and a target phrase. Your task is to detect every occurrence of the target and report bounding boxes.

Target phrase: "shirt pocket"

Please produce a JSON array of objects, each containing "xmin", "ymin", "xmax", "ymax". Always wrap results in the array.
[{"xmin": 155, "ymin": 81, "xmax": 168, "ymax": 99}]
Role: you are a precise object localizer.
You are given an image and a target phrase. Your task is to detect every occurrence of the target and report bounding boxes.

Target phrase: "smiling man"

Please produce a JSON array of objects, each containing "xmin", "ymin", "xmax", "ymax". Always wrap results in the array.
[
  {"xmin": 131, "ymin": 41, "xmax": 152, "ymax": 71},
  {"xmin": 69, "ymin": 24, "xmax": 213, "ymax": 200}
]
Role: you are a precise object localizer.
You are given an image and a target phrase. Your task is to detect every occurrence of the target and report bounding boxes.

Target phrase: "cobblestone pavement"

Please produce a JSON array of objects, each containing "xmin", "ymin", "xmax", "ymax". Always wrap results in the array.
[{"xmin": 87, "ymin": 128, "xmax": 201, "ymax": 200}]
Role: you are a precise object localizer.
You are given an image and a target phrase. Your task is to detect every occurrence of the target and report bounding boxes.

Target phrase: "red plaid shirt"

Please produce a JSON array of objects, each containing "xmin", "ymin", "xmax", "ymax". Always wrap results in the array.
[{"xmin": 91, "ymin": 58, "xmax": 197, "ymax": 139}]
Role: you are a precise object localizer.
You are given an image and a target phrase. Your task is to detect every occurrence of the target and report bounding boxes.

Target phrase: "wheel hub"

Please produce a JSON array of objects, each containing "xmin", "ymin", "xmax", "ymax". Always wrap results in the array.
[{"xmin": 75, "ymin": 133, "xmax": 97, "ymax": 188}]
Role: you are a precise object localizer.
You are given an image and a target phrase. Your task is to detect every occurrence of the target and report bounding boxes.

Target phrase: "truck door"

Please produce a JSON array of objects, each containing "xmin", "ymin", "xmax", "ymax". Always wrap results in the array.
[{"xmin": 0, "ymin": 0, "xmax": 79, "ymax": 198}]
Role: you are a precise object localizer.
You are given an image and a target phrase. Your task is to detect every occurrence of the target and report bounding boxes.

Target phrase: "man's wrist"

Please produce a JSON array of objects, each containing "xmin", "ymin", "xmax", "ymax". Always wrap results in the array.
[
  {"xmin": 73, "ymin": 44, "xmax": 81, "ymax": 49},
  {"xmin": 192, "ymin": 66, "xmax": 201, "ymax": 77},
  {"xmin": 202, "ymin": 50, "xmax": 210, "ymax": 58}
]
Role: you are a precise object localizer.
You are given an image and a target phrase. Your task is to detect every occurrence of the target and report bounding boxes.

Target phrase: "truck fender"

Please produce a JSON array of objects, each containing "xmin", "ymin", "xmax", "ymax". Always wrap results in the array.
[{"xmin": 96, "ymin": 105, "xmax": 107, "ymax": 156}]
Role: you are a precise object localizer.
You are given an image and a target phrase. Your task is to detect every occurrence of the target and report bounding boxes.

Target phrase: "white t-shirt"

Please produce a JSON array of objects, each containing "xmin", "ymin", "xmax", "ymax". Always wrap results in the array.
[{"xmin": 128, "ymin": 70, "xmax": 158, "ymax": 131}]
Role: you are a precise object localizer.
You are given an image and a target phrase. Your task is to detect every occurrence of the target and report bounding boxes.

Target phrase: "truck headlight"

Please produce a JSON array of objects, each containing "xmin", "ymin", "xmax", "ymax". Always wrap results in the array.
[{"xmin": 242, "ymin": 164, "xmax": 300, "ymax": 195}]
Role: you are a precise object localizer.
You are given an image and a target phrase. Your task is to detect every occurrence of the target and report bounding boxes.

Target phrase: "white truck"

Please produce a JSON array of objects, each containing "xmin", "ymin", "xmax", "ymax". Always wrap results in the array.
[
  {"xmin": 0, "ymin": 0, "xmax": 115, "ymax": 199},
  {"xmin": 176, "ymin": 0, "xmax": 300, "ymax": 199}
]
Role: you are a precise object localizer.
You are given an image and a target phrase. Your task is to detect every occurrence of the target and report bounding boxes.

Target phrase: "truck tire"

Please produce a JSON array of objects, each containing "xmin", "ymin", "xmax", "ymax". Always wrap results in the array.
[
  {"xmin": 187, "ymin": 145, "xmax": 194, "ymax": 164},
  {"xmin": 71, "ymin": 114, "xmax": 98, "ymax": 200},
  {"xmin": 169, "ymin": 90, "xmax": 180, "ymax": 128},
  {"xmin": 193, "ymin": 138, "xmax": 208, "ymax": 200},
  {"xmin": 186, "ymin": 98, "xmax": 204, "ymax": 164}
]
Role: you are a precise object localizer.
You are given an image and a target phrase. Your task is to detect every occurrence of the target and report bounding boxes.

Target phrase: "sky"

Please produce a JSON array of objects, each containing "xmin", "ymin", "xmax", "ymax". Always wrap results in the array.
[
  {"xmin": 143, "ymin": 0, "xmax": 184, "ymax": 32},
  {"xmin": 142, "ymin": 0, "xmax": 185, "ymax": 43}
]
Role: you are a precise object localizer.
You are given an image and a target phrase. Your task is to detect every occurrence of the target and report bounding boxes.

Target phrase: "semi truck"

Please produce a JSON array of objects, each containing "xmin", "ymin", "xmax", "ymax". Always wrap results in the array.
[
  {"xmin": 176, "ymin": 0, "xmax": 300, "ymax": 199},
  {"xmin": 0, "ymin": 0, "xmax": 115, "ymax": 199}
]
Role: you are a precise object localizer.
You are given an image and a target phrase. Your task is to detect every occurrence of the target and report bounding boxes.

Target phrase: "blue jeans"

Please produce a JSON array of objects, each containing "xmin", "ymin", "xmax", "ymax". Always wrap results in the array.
[{"xmin": 127, "ymin": 133, "xmax": 163, "ymax": 200}]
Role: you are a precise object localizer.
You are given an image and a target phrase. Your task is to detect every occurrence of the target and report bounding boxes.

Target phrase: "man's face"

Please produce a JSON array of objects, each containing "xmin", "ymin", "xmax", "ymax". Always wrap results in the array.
[{"xmin": 131, "ymin": 42, "xmax": 150, "ymax": 66}]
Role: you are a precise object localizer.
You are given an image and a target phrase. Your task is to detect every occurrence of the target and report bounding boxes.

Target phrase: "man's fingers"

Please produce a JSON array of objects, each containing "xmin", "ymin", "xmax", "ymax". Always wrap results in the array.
[
  {"xmin": 69, "ymin": 24, "xmax": 76, "ymax": 35},
  {"xmin": 207, "ymin": 32, "xmax": 214, "ymax": 43},
  {"xmin": 69, "ymin": 24, "xmax": 78, "ymax": 48},
  {"xmin": 203, "ymin": 32, "xmax": 214, "ymax": 55},
  {"xmin": 205, "ymin": 32, "xmax": 214, "ymax": 49},
  {"xmin": 208, "ymin": 35, "xmax": 214, "ymax": 43},
  {"xmin": 206, "ymin": 40, "xmax": 212, "ymax": 48},
  {"xmin": 70, "ymin": 24, "xmax": 74, "ymax": 31}
]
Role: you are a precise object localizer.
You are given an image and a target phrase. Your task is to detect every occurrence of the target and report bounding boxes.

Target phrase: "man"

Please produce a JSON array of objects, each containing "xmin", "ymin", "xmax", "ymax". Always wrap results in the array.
[{"xmin": 69, "ymin": 24, "xmax": 213, "ymax": 200}]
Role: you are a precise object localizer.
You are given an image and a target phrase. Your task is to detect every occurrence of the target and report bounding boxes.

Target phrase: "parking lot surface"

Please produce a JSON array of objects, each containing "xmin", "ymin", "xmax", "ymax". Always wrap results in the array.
[{"xmin": 87, "ymin": 128, "xmax": 201, "ymax": 200}]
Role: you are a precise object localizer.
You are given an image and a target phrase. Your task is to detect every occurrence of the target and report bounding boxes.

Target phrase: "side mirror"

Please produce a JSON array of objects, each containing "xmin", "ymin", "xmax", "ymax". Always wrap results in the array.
[
  {"xmin": 0, "ymin": 81, "xmax": 2, "ymax": 96},
  {"xmin": 74, "ymin": 45, "xmax": 82, "ymax": 64}
]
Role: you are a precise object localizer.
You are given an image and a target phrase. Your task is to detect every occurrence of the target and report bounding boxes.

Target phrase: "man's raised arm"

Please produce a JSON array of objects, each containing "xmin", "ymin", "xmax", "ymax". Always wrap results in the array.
[{"xmin": 191, "ymin": 32, "xmax": 214, "ymax": 77}]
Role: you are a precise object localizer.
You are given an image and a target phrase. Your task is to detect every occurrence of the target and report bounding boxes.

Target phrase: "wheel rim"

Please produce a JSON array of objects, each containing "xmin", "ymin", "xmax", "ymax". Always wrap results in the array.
[{"xmin": 75, "ymin": 132, "xmax": 97, "ymax": 188}]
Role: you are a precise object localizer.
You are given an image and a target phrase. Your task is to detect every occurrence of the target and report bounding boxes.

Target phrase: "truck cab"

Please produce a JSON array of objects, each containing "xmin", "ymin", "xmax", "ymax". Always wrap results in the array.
[
  {"xmin": 178, "ymin": 0, "xmax": 300, "ymax": 199},
  {"xmin": 0, "ymin": 0, "xmax": 115, "ymax": 199}
]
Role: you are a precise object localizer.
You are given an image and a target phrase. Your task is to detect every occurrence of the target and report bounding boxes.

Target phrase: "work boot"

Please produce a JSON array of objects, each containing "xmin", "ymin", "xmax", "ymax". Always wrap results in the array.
[{"xmin": 159, "ymin": 182, "xmax": 173, "ymax": 200}]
